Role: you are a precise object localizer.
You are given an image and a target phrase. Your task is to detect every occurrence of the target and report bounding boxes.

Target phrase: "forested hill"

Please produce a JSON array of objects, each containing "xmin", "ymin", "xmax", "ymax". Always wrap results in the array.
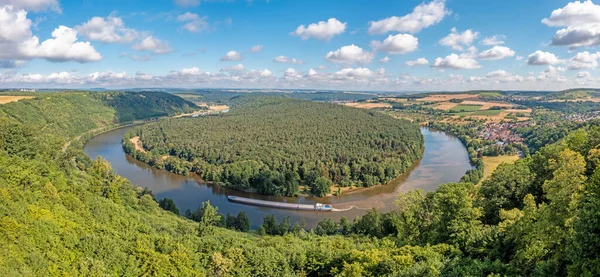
[
  {"xmin": 0, "ymin": 91, "xmax": 197, "ymax": 139},
  {"xmin": 124, "ymin": 96, "xmax": 424, "ymax": 196},
  {"xmin": 1, "ymin": 92, "xmax": 600, "ymax": 275}
]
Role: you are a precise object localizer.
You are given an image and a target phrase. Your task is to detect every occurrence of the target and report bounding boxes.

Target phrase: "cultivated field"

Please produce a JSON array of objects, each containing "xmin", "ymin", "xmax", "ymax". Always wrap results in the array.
[
  {"xmin": 480, "ymin": 155, "xmax": 520, "ymax": 183},
  {"xmin": 345, "ymin": 102, "xmax": 392, "ymax": 109},
  {"xmin": 419, "ymin": 93, "xmax": 477, "ymax": 102},
  {"xmin": 0, "ymin": 96, "xmax": 35, "ymax": 104}
]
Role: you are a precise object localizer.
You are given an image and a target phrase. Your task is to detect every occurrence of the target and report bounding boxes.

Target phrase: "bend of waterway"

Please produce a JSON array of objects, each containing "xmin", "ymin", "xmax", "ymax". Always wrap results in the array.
[{"xmin": 84, "ymin": 126, "xmax": 472, "ymax": 228}]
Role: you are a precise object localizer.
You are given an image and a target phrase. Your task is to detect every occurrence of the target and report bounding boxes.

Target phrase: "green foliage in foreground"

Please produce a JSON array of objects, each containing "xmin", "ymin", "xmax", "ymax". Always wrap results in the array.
[
  {"xmin": 0, "ymin": 92, "xmax": 599, "ymax": 276},
  {"xmin": 124, "ymin": 97, "xmax": 424, "ymax": 196}
]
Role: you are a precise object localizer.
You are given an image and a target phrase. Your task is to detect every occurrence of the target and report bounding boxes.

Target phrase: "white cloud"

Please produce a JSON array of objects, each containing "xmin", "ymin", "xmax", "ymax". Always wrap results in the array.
[
  {"xmin": 439, "ymin": 28, "xmax": 479, "ymax": 51},
  {"xmin": 368, "ymin": 0, "xmax": 449, "ymax": 34},
  {"xmin": 576, "ymin": 71, "xmax": 591, "ymax": 79},
  {"xmin": 291, "ymin": 18, "xmax": 346, "ymax": 41},
  {"xmin": 220, "ymin": 50, "xmax": 243, "ymax": 61},
  {"xmin": 567, "ymin": 51, "xmax": 600, "ymax": 69},
  {"xmin": 484, "ymin": 69, "xmax": 524, "ymax": 83},
  {"xmin": 273, "ymin": 55, "xmax": 304, "ymax": 64},
  {"xmin": 259, "ymin": 69, "xmax": 272, "ymax": 77},
  {"xmin": 250, "ymin": 44, "xmax": 263, "ymax": 53},
  {"xmin": 177, "ymin": 12, "xmax": 209, "ymax": 33},
  {"xmin": 173, "ymin": 0, "xmax": 200, "ymax": 7},
  {"xmin": 135, "ymin": 72, "xmax": 153, "ymax": 81},
  {"xmin": 527, "ymin": 50, "xmax": 560, "ymax": 65},
  {"xmin": 0, "ymin": 6, "xmax": 101, "ymax": 64},
  {"xmin": 75, "ymin": 15, "xmax": 139, "ymax": 43},
  {"xmin": 516, "ymin": 56, "xmax": 523, "ymax": 61},
  {"xmin": 88, "ymin": 70, "xmax": 127, "ymax": 83},
  {"xmin": 479, "ymin": 35, "xmax": 505, "ymax": 46},
  {"xmin": 380, "ymin": 56, "xmax": 390, "ymax": 63},
  {"xmin": 221, "ymin": 64, "xmax": 245, "ymax": 71},
  {"xmin": 542, "ymin": 0, "xmax": 600, "ymax": 48},
  {"xmin": 132, "ymin": 36, "xmax": 172, "ymax": 54},
  {"xmin": 370, "ymin": 34, "xmax": 418, "ymax": 54},
  {"xmin": 0, "ymin": 0, "xmax": 61, "ymax": 12},
  {"xmin": 431, "ymin": 53, "xmax": 481, "ymax": 69},
  {"xmin": 406, "ymin": 57, "xmax": 428, "ymax": 66},
  {"xmin": 131, "ymin": 55, "xmax": 152, "ymax": 62},
  {"xmin": 477, "ymin": 46, "xmax": 515, "ymax": 60},
  {"xmin": 325, "ymin": 44, "xmax": 374, "ymax": 65}
]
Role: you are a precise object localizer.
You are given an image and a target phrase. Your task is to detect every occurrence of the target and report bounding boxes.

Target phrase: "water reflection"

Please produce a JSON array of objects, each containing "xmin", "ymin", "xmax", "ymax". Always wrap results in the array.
[{"xmin": 84, "ymin": 126, "xmax": 472, "ymax": 228}]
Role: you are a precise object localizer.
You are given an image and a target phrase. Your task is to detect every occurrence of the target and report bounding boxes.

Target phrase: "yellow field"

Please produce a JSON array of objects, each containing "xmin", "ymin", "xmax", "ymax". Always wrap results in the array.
[
  {"xmin": 461, "ymin": 100, "xmax": 513, "ymax": 110},
  {"xmin": 481, "ymin": 155, "xmax": 520, "ymax": 183},
  {"xmin": 433, "ymin": 102, "xmax": 458, "ymax": 110},
  {"xmin": 419, "ymin": 94, "xmax": 477, "ymax": 102},
  {"xmin": 0, "ymin": 96, "xmax": 35, "ymax": 104},
  {"xmin": 345, "ymin": 102, "xmax": 392, "ymax": 109}
]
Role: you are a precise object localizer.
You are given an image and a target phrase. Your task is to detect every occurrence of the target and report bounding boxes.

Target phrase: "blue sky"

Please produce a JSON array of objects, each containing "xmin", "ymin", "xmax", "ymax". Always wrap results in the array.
[{"xmin": 0, "ymin": 0, "xmax": 598, "ymax": 91}]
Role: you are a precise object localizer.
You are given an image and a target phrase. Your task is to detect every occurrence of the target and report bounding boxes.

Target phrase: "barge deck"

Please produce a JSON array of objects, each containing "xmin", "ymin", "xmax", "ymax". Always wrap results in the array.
[{"xmin": 227, "ymin": 195, "xmax": 332, "ymax": 211}]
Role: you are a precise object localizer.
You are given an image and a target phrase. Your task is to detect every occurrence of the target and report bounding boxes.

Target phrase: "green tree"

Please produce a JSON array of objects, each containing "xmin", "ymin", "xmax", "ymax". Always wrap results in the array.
[
  {"xmin": 197, "ymin": 201, "xmax": 221, "ymax": 236},
  {"xmin": 236, "ymin": 212, "xmax": 250, "ymax": 232},
  {"xmin": 158, "ymin": 197, "xmax": 180, "ymax": 215},
  {"xmin": 311, "ymin": 177, "xmax": 333, "ymax": 197}
]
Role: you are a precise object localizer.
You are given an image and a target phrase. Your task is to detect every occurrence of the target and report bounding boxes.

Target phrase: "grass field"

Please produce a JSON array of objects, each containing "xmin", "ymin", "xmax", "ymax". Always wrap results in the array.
[
  {"xmin": 480, "ymin": 155, "xmax": 520, "ymax": 183},
  {"xmin": 448, "ymin": 104, "xmax": 482, "ymax": 113},
  {"xmin": 470, "ymin": 109, "xmax": 502, "ymax": 116}
]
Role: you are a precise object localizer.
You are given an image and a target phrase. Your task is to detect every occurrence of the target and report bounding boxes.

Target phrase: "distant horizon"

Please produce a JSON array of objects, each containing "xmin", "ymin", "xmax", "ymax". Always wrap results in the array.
[{"xmin": 1, "ymin": 0, "xmax": 598, "ymax": 91}]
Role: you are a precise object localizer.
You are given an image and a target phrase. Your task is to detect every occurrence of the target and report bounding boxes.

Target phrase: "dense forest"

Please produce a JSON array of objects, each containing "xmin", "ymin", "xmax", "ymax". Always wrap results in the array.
[
  {"xmin": 1, "ymin": 91, "xmax": 600, "ymax": 276},
  {"xmin": 124, "ymin": 96, "xmax": 424, "ymax": 196}
]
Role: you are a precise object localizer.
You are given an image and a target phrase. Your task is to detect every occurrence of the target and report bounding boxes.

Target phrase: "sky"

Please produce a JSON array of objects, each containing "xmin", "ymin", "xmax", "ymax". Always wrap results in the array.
[{"xmin": 0, "ymin": 0, "xmax": 599, "ymax": 91}]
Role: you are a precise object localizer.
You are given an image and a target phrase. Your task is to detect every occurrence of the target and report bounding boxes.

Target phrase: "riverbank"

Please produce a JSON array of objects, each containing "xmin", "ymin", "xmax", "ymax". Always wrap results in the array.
[{"xmin": 84, "ymin": 127, "xmax": 471, "ymax": 228}]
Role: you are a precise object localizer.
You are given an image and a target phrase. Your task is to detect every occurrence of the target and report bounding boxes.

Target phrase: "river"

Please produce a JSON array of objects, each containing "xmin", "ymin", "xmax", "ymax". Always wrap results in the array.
[{"xmin": 84, "ymin": 126, "xmax": 472, "ymax": 228}]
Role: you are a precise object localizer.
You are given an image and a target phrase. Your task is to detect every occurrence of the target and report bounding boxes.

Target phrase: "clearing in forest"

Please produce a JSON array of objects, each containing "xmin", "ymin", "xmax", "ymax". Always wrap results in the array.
[
  {"xmin": 345, "ymin": 102, "xmax": 392, "ymax": 109},
  {"xmin": 0, "ymin": 96, "xmax": 35, "ymax": 104},
  {"xmin": 481, "ymin": 155, "xmax": 520, "ymax": 183}
]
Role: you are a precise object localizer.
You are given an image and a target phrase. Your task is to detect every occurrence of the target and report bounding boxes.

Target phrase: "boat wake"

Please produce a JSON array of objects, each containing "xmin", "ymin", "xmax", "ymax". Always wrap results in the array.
[{"xmin": 331, "ymin": 206, "xmax": 368, "ymax": 212}]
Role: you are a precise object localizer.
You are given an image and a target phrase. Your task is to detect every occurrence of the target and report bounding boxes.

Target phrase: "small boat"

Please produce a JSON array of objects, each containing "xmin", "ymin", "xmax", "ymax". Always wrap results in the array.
[{"xmin": 227, "ymin": 195, "xmax": 332, "ymax": 211}]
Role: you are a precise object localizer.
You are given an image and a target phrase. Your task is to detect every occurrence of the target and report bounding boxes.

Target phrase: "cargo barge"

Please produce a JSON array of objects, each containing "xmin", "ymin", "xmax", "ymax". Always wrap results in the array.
[{"xmin": 227, "ymin": 195, "xmax": 332, "ymax": 211}]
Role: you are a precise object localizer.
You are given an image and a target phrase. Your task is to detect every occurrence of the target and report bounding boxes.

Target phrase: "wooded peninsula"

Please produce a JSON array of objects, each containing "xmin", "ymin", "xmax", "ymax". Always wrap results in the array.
[{"xmin": 123, "ymin": 96, "xmax": 424, "ymax": 196}]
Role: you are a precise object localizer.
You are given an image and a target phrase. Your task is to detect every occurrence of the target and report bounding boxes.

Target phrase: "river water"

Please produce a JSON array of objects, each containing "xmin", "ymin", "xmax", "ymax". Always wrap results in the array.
[{"xmin": 84, "ymin": 126, "xmax": 472, "ymax": 228}]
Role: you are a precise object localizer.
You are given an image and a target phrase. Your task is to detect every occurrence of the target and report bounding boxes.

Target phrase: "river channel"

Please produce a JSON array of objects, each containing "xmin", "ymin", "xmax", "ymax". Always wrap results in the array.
[{"xmin": 84, "ymin": 126, "xmax": 472, "ymax": 228}]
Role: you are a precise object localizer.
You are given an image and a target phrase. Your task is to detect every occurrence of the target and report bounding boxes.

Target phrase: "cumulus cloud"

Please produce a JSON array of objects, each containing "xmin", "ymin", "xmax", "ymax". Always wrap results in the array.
[
  {"xmin": 527, "ymin": 50, "xmax": 560, "ymax": 65},
  {"xmin": 431, "ymin": 53, "xmax": 481, "ymax": 69},
  {"xmin": 132, "ymin": 36, "xmax": 172, "ymax": 54},
  {"xmin": 220, "ymin": 50, "xmax": 243, "ymax": 61},
  {"xmin": 368, "ymin": 0, "xmax": 449, "ymax": 34},
  {"xmin": 439, "ymin": 28, "xmax": 479, "ymax": 51},
  {"xmin": 259, "ymin": 69, "xmax": 272, "ymax": 77},
  {"xmin": 131, "ymin": 55, "xmax": 152, "ymax": 62},
  {"xmin": 273, "ymin": 55, "xmax": 304, "ymax": 64},
  {"xmin": 477, "ymin": 46, "xmax": 515, "ymax": 60},
  {"xmin": 325, "ymin": 44, "xmax": 374, "ymax": 65},
  {"xmin": 250, "ymin": 44, "xmax": 263, "ymax": 53},
  {"xmin": 567, "ymin": 51, "xmax": 600, "ymax": 69},
  {"xmin": 479, "ymin": 35, "xmax": 505, "ymax": 46},
  {"xmin": 221, "ymin": 64, "xmax": 245, "ymax": 71},
  {"xmin": 1, "ymin": 0, "xmax": 61, "ymax": 12},
  {"xmin": 0, "ymin": 6, "xmax": 101, "ymax": 64},
  {"xmin": 291, "ymin": 18, "xmax": 346, "ymax": 40},
  {"xmin": 177, "ymin": 12, "xmax": 209, "ymax": 33},
  {"xmin": 542, "ymin": 0, "xmax": 600, "ymax": 48},
  {"xmin": 485, "ymin": 69, "xmax": 524, "ymax": 83},
  {"xmin": 75, "ymin": 14, "xmax": 139, "ymax": 43},
  {"xmin": 380, "ymin": 56, "xmax": 390, "ymax": 63},
  {"xmin": 406, "ymin": 57, "xmax": 429, "ymax": 66},
  {"xmin": 576, "ymin": 71, "xmax": 591, "ymax": 79},
  {"xmin": 173, "ymin": 0, "xmax": 200, "ymax": 7},
  {"xmin": 370, "ymin": 34, "xmax": 418, "ymax": 54}
]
